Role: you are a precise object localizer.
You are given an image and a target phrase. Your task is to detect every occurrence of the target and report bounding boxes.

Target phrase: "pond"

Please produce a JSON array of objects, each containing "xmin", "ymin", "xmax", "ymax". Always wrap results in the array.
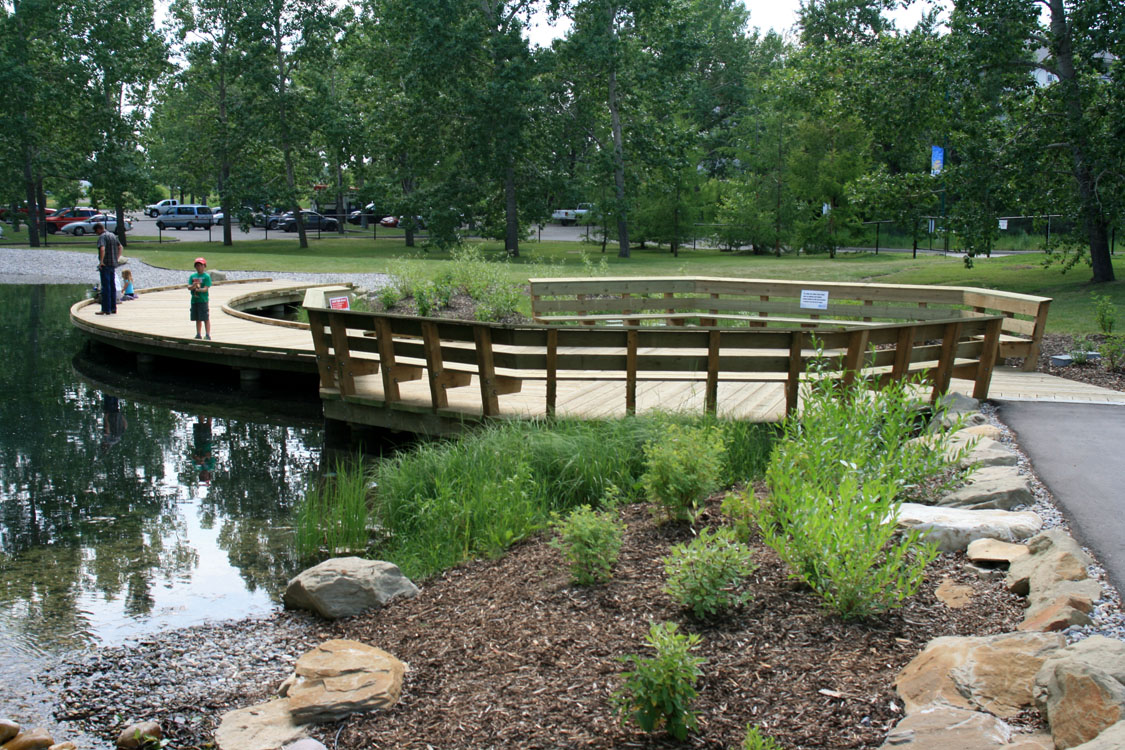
[{"xmin": 0, "ymin": 284, "xmax": 326, "ymax": 738}]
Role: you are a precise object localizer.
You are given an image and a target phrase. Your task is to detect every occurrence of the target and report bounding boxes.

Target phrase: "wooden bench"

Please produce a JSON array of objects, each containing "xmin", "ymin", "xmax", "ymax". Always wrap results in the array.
[{"xmin": 528, "ymin": 276, "xmax": 1051, "ymax": 371}]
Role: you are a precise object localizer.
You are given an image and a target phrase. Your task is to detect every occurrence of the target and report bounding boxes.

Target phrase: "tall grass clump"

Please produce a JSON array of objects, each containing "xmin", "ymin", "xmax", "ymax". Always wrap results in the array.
[
  {"xmin": 295, "ymin": 459, "xmax": 372, "ymax": 560},
  {"xmin": 751, "ymin": 363, "xmax": 950, "ymax": 618}
]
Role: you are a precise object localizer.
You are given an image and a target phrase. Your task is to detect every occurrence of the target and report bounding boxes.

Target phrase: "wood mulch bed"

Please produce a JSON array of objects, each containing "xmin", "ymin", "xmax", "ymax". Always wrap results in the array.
[
  {"xmin": 308, "ymin": 495, "xmax": 1026, "ymax": 750},
  {"xmin": 1019, "ymin": 333, "xmax": 1125, "ymax": 393}
]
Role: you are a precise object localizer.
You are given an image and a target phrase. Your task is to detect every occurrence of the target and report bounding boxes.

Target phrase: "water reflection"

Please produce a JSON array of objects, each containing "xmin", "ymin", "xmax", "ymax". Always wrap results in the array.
[{"xmin": 0, "ymin": 283, "xmax": 326, "ymax": 734}]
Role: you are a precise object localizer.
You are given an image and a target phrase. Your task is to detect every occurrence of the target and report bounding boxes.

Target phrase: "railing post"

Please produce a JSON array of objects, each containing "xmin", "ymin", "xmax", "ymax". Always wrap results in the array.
[
  {"xmin": 626, "ymin": 328, "xmax": 638, "ymax": 415},
  {"xmin": 973, "ymin": 317, "xmax": 1003, "ymax": 400},
  {"xmin": 374, "ymin": 317, "xmax": 400, "ymax": 403},
  {"xmin": 841, "ymin": 329, "xmax": 870, "ymax": 387},
  {"xmin": 329, "ymin": 313, "xmax": 356, "ymax": 396},
  {"xmin": 307, "ymin": 308, "xmax": 335, "ymax": 389},
  {"xmin": 786, "ymin": 331, "xmax": 804, "ymax": 416},
  {"xmin": 1023, "ymin": 300, "xmax": 1051, "ymax": 372},
  {"xmin": 422, "ymin": 321, "xmax": 448, "ymax": 410},
  {"xmin": 546, "ymin": 328, "xmax": 558, "ymax": 417},
  {"xmin": 705, "ymin": 329, "xmax": 720, "ymax": 414},
  {"xmin": 474, "ymin": 325, "xmax": 501, "ymax": 416},
  {"xmin": 892, "ymin": 325, "xmax": 916, "ymax": 381},
  {"xmin": 930, "ymin": 321, "xmax": 963, "ymax": 402}
]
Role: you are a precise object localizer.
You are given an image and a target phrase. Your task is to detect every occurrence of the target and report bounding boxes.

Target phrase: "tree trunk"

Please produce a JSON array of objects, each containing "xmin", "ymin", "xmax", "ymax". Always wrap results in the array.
[
  {"xmin": 336, "ymin": 158, "xmax": 345, "ymax": 234},
  {"xmin": 607, "ymin": 58, "xmax": 629, "ymax": 258},
  {"xmin": 114, "ymin": 199, "xmax": 127, "ymax": 247},
  {"xmin": 218, "ymin": 56, "xmax": 233, "ymax": 247},
  {"xmin": 22, "ymin": 146, "xmax": 40, "ymax": 248},
  {"xmin": 35, "ymin": 174, "xmax": 48, "ymax": 242},
  {"xmin": 1049, "ymin": 0, "xmax": 1114, "ymax": 282},
  {"xmin": 504, "ymin": 163, "xmax": 519, "ymax": 257}
]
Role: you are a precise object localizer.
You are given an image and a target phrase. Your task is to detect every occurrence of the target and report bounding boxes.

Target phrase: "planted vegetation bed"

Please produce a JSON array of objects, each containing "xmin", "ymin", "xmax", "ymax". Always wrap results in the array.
[
  {"xmin": 321, "ymin": 497, "xmax": 1025, "ymax": 749},
  {"xmin": 1032, "ymin": 333, "xmax": 1125, "ymax": 393}
]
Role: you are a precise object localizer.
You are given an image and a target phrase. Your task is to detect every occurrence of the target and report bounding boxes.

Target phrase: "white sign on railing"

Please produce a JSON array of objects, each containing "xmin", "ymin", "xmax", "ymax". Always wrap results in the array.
[{"xmin": 800, "ymin": 290, "xmax": 829, "ymax": 310}]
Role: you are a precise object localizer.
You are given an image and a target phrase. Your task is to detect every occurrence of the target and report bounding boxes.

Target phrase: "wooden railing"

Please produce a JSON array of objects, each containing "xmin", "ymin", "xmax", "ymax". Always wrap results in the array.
[
  {"xmin": 529, "ymin": 276, "xmax": 1051, "ymax": 371},
  {"xmin": 304, "ymin": 287, "xmax": 1007, "ymax": 419}
]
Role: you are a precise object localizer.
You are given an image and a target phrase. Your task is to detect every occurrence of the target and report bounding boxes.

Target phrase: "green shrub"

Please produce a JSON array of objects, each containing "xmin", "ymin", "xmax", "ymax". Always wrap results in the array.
[
  {"xmin": 550, "ymin": 504, "xmax": 624, "ymax": 585},
  {"xmin": 413, "ymin": 282, "xmax": 436, "ymax": 317},
  {"xmin": 1100, "ymin": 335, "xmax": 1125, "ymax": 371},
  {"xmin": 1070, "ymin": 335, "xmax": 1096, "ymax": 363},
  {"xmin": 613, "ymin": 622, "xmax": 706, "ymax": 740},
  {"xmin": 433, "ymin": 271, "xmax": 457, "ymax": 308},
  {"xmin": 753, "ymin": 369, "xmax": 944, "ymax": 618},
  {"xmin": 663, "ymin": 527, "xmax": 757, "ymax": 618},
  {"xmin": 720, "ymin": 488, "xmax": 756, "ymax": 543},
  {"xmin": 474, "ymin": 281, "xmax": 523, "ymax": 322},
  {"xmin": 1093, "ymin": 293, "xmax": 1117, "ymax": 335},
  {"xmin": 378, "ymin": 285, "xmax": 401, "ymax": 311},
  {"xmin": 641, "ymin": 422, "xmax": 726, "ymax": 521},
  {"xmin": 742, "ymin": 724, "xmax": 784, "ymax": 750},
  {"xmin": 295, "ymin": 459, "xmax": 371, "ymax": 560}
]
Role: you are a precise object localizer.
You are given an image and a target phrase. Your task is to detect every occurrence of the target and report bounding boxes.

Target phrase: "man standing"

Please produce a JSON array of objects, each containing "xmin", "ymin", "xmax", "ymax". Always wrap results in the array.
[{"xmin": 95, "ymin": 223, "xmax": 121, "ymax": 315}]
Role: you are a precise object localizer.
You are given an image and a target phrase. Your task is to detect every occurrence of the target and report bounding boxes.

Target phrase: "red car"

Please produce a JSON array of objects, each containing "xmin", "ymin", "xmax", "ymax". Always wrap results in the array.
[{"xmin": 45, "ymin": 207, "xmax": 101, "ymax": 234}]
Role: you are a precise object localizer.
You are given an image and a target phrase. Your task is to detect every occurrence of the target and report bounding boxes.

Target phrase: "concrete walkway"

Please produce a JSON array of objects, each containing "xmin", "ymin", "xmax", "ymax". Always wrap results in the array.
[{"xmin": 997, "ymin": 400, "xmax": 1125, "ymax": 594}]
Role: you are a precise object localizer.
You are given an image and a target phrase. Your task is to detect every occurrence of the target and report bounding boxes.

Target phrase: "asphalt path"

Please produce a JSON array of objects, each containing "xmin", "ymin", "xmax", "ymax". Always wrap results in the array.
[{"xmin": 997, "ymin": 401, "xmax": 1125, "ymax": 593}]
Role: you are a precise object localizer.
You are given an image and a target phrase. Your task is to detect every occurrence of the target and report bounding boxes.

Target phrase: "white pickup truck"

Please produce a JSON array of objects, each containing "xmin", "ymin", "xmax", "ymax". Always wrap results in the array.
[
  {"xmin": 551, "ymin": 203, "xmax": 593, "ymax": 226},
  {"xmin": 145, "ymin": 199, "xmax": 179, "ymax": 218}
]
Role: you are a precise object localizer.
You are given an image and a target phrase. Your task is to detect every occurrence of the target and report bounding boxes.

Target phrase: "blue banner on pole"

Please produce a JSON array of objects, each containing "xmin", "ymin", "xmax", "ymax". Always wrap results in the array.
[{"xmin": 931, "ymin": 146, "xmax": 944, "ymax": 176}]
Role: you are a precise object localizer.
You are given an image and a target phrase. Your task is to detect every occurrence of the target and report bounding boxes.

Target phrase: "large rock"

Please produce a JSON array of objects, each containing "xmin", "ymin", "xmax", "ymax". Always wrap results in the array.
[
  {"xmin": 215, "ymin": 699, "xmax": 307, "ymax": 750},
  {"xmin": 1067, "ymin": 720, "xmax": 1125, "ymax": 749},
  {"xmin": 287, "ymin": 639, "xmax": 406, "ymax": 724},
  {"xmin": 117, "ymin": 722, "xmax": 162, "ymax": 749},
  {"xmin": 880, "ymin": 706, "xmax": 1012, "ymax": 748},
  {"xmin": 283, "ymin": 557, "xmax": 419, "ymax": 619},
  {"xmin": 1007, "ymin": 530, "xmax": 1093, "ymax": 597},
  {"xmin": 1, "ymin": 729, "xmax": 54, "ymax": 750},
  {"xmin": 956, "ymin": 438, "xmax": 1019, "ymax": 469},
  {"xmin": 1034, "ymin": 636, "xmax": 1125, "ymax": 749},
  {"xmin": 940, "ymin": 467, "xmax": 1035, "ymax": 511},
  {"xmin": 967, "ymin": 539, "xmax": 1030, "ymax": 565},
  {"xmin": 0, "ymin": 721, "xmax": 18, "ymax": 745},
  {"xmin": 897, "ymin": 504, "xmax": 1043, "ymax": 553},
  {"xmin": 894, "ymin": 632, "xmax": 1065, "ymax": 717}
]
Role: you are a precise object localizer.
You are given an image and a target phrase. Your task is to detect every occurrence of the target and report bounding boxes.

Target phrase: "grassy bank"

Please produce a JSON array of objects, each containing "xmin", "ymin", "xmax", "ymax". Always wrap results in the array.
[{"xmin": 296, "ymin": 415, "xmax": 775, "ymax": 581}]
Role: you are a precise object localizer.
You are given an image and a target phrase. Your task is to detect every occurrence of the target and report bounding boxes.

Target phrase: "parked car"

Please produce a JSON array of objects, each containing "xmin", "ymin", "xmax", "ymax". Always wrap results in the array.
[
  {"xmin": 379, "ymin": 215, "xmax": 425, "ymax": 228},
  {"xmin": 551, "ymin": 202, "xmax": 594, "ymax": 226},
  {"xmin": 155, "ymin": 204, "xmax": 215, "ymax": 230},
  {"xmin": 252, "ymin": 209, "xmax": 285, "ymax": 229},
  {"xmin": 60, "ymin": 213, "xmax": 132, "ymax": 236},
  {"xmin": 281, "ymin": 210, "xmax": 339, "ymax": 232},
  {"xmin": 347, "ymin": 202, "xmax": 384, "ymax": 225},
  {"xmin": 145, "ymin": 199, "xmax": 179, "ymax": 217},
  {"xmin": 45, "ymin": 206, "xmax": 100, "ymax": 233}
]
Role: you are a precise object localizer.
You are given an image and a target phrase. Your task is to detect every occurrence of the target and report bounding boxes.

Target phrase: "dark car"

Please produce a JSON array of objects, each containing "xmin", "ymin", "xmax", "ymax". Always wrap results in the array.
[
  {"xmin": 347, "ymin": 202, "xmax": 384, "ymax": 225},
  {"xmin": 252, "ymin": 209, "xmax": 285, "ymax": 230},
  {"xmin": 281, "ymin": 210, "xmax": 339, "ymax": 232}
]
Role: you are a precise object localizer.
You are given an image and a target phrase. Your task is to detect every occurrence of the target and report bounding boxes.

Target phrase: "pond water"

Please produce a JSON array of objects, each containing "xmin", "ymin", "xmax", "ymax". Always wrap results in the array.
[{"xmin": 0, "ymin": 284, "xmax": 325, "ymax": 736}]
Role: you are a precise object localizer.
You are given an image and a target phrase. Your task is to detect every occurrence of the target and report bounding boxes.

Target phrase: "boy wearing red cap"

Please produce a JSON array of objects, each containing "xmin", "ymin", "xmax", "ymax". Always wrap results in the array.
[{"xmin": 188, "ymin": 257, "xmax": 212, "ymax": 340}]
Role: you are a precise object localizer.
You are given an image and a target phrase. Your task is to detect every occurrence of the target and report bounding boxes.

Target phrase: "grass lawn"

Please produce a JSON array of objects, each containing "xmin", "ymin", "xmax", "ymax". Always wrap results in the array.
[{"xmin": 9, "ymin": 228, "xmax": 1125, "ymax": 334}]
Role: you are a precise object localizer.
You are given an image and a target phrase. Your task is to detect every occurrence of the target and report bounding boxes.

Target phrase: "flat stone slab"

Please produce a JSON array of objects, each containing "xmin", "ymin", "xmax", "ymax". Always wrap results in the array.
[
  {"xmin": 215, "ymin": 699, "xmax": 306, "ymax": 750},
  {"xmin": 939, "ymin": 467, "xmax": 1035, "ymax": 511},
  {"xmin": 967, "ymin": 539, "xmax": 1030, "ymax": 565},
  {"xmin": 288, "ymin": 639, "xmax": 406, "ymax": 724},
  {"xmin": 897, "ymin": 504, "xmax": 1043, "ymax": 553},
  {"xmin": 880, "ymin": 706, "xmax": 1012, "ymax": 749}
]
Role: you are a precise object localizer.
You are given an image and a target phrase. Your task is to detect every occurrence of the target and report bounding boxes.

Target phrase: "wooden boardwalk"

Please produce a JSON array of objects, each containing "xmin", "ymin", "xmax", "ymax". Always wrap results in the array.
[{"xmin": 71, "ymin": 281, "xmax": 1125, "ymax": 435}]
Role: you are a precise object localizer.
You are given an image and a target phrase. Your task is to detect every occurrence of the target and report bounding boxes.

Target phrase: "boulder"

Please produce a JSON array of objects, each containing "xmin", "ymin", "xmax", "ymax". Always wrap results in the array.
[
  {"xmin": 939, "ymin": 467, "xmax": 1035, "ymax": 511},
  {"xmin": 1067, "ymin": 720, "xmax": 1125, "ymax": 749},
  {"xmin": 1034, "ymin": 636, "xmax": 1125, "ymax": 749},
  {"xmin": 967, "ymin": 539, "xmax": 1030, "ymax": 566},
  {"xmin": 48, "ymin": 744, "xmax": 78, "ymax": 750},
  {"xmin": 283, "ymin": 741, "xmax": 329, "ymax": 750},
  {"xmin": 1, "ymin": 729, "xmax": 53, "ymax": 750},
  {"xmin": 116, "ymin": 722, "xmax": 162, "ymax": 749},
  {"xmin": 1018, "ymin": 594, "xmax": 1094, "ymax": 633},
  {"xmin": 215, "ymin": 699, "xmax": 307, "ymax": 750},
  {"xmin": 209, "ymin": 270, "xmax": 228, "ymax": 282},
  {"xmin": 283, "ymin": 558, "xmax": 419, "ymax": 620},
  {"xmin": 1004, "ymin": 735, "xmax": 1056, "ymax": 750},
  {"xmin": 958, "ymin": 424, "xmax": 1004, "ymax": 441},
  {"xmin": 894, "ymin": 632, "xmax": 1065, "ymax": 717},
  {"xmin": 938, "ymin": 393, "xmax": 982, "ymax": 414},
  {"xmin": 287, "ymin": 639, "xmax": 406, "ymax": 724},
  {"xmin": 1007, "ymin": 530, "xmax": 1093, "ymax": 597},
  {"xmin": 0, "ymin": 721, "xmax": 18, "ymax": 745},
  {"xmin": 896, "ymin": 504, "xmax": 1043, "ymax": 553},
  {"xmin": 957, "ymin": 438, "xmax": 1019, "ymax": 469},
  {"xmin": 880, "ymin": 706, "xmax": 1012, "ymax": 748},
  {"xmin": 931, "ymin": 410, "xmax": 989, "ymax": 432}
]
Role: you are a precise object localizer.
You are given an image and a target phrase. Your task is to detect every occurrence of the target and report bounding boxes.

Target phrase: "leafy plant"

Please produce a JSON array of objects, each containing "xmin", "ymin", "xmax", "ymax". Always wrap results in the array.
[
  {"xmin": 742, "ymin": 724, "xmax": 784, "ymax": 750},
  {"xmin": 663, "ymin": 527, "xmax": 757, "ymax": 618},
  {"xmin": 550, "ymin": 504, "xmax": 624, "ymax": 585},
  {"xmin": 474, "ymin": 281, "xmax": 523, "ymax": 322},
  {"xmin": 641, "ymin": 422, "xmax": 726, "ymax": 521},
  {"xmin": 433, "ymin": 271, "xmax": 457, "ymax": 308},
  {"xmin": 613, "ymin": 622, "xmax": 706, "ymax": 740},
  {"xmin": 378, "ymin": 285, "xmax": 401, "ymax": 311},
  {"xmin": 1069, "ymin": 335, "xmax": 1095, "ymax": 364},
  {"xmin": 752, "ymin": 365, "xmax": 945, "ymax": 618},
  {"xmin": 720, "ymin": 488, "xmax": 757, "ymax": 542},
  {"xmin": 1093, "ymin": 293, "xmax": 1117, "ymax": 335},
  {"xmin": 413, "ymin": 282, "xmax": 436, "ymax": 317},
  {"xmin": 1100, "ymin": 335, "xmax": 1125, "ymax": 371}
]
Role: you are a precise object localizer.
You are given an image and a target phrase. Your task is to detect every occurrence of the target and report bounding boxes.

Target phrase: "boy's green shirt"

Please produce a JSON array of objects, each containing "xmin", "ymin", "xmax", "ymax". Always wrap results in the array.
[{"xmin": 189, "ymin": 271, "xmax": 212, "ymax": 303}]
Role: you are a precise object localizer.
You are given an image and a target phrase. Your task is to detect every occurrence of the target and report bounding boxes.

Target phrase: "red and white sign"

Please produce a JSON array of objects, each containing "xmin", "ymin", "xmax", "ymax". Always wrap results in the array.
[{"xmin": 328, "ymin": 296, "xmax": 350, "ymax": 310}]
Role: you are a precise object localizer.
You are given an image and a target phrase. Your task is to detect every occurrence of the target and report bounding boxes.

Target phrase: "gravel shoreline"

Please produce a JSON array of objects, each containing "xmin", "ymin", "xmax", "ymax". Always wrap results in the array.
[{"xmin": 0, "ymin": 246, "xmax": 391, "ymax": 290}]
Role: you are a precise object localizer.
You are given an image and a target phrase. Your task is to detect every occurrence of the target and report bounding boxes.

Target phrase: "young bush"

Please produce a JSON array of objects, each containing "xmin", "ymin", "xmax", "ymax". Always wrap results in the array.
[
  {"xmin": 641, "ymin": 422, "xmax": 726, "ymax": 521},
  {"xmin": 413, "ymin": 282, "xmax": 436, "ymax": 317},
  {"xmin": 1100, "ymin": 335, "xmax": 1125, "ymax": 371},
  {"xmin": 378, "ymin": 285, "xmax": 401, "ymax": 311},
  {"xmin": 550, "ymin": 504, "xmax": 624, "ymax": 585},
  {"xmin": 613, "ymin": 622, "xmax": 706, "ymax": 740},
  {"xmin": 474, "ymin": 281, "xmax": 523, "ymax": 322},
  {"xmin": 1093, "ymin": 293, "xmax": 1117, "ymax": 335},
  {"xmin": 753, "ymin": 369, "xmax": 944, "ymax": 618},
  {"xmin": 742, "ymin": 724, "xmax": 784, "ymax": 750},
  {"xmin": 663, "ymin": 527, "xmax": 757, "ymax": 618},
  {"xmin": 720, "ymin": 488, "xmax": 757, "ymax": 543},
  {"xmin": 1069, "ymin": 335, "xmax": 1095, "ymax": 364}
]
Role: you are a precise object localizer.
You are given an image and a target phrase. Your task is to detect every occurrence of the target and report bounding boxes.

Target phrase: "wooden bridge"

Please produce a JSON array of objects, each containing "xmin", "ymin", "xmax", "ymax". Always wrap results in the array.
[{"xmin": 72, "ymin": 275, "xmax": 1125, "ymax": 437}]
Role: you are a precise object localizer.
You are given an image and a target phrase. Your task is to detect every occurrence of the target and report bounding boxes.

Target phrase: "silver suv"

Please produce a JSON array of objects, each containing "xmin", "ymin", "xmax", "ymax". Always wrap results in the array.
[{"xmin": 156, "ymin": 205, "xmax": 214, "ymax": 230}]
